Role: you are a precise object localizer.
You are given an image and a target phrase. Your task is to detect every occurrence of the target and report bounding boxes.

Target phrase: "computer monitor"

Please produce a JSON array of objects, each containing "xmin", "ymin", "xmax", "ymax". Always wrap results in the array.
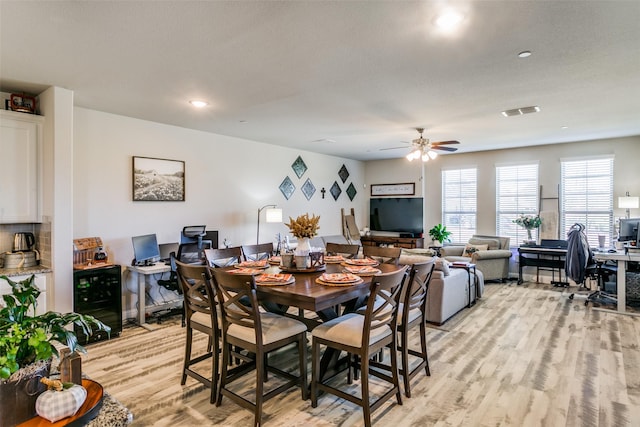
[
  {"xmin": 618, "ymin": 218, "xmax": 640, "ymax": 242},
  {"xmin": 132, "ymin": 233, "xmax": 161, "ymax": 265}
]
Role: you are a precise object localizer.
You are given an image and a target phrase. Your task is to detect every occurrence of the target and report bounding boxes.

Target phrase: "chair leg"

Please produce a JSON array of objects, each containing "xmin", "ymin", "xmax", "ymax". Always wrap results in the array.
[
  {"xmin": 217, "ymin": 339, "xmax": 229, "ymax": 407},
  {"xmin": 255, "ymin": 349, "xmax": 265, "ymax": 427},
  {"xmin": 421, "ymin": 320, "xmax": 430, "ymax": 377},
  {"xmin": 400, "ymin": 327, "xmax": 411, "ymax": 398},
  {"xmin": 311, "ymin": 339, "xmax": 319, "ymax": 408},
  {"xmin": 298, "ymin": 333, "xmax": 309, "ymax": 400},
  {"xmin": 361, "ymin": 355, "xmax": 372, "ymax": 427},
  {"xmin": 390, "ymin": 337, "xmax": 403, "ymax": 406},
  {"xmin": 211, "ymin": 334, "xmax": 219, "ymax": 404},
  {"xmin": 181, "ymin": 326, "xmax": 193, "ymax": 385}
]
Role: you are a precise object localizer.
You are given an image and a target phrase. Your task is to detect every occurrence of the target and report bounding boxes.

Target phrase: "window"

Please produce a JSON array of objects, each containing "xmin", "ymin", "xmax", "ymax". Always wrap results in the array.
[
  {"xmin": 496, "ymin": 163, "xmax": 539, "ymax": 246},
  {"xmin": 442, "ymin": 168, "xmax": 477, "ymax": 243},
  {"xmin": 561, "ymin": 157, "xmax": 613, "ymax": 247}
]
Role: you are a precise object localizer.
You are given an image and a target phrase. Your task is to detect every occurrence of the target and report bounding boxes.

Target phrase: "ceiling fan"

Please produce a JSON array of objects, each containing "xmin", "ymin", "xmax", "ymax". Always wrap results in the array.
[{"xmin": 381, "ymin": 128, "xmax": 460, "ymax": 161}]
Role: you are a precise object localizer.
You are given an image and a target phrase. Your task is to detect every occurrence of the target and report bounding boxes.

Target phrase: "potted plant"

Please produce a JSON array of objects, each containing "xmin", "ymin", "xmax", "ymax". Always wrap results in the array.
[
  {"xmin": 0, "ymin": 274, "xmax": 109, "ymax": 425},
  {"xmin": 428, "ymin": 224, "xmax": 452, "ymax": 246},
  {"xmin": 512, "ymin": 214, "xmax": 542, "ymax": 244}
]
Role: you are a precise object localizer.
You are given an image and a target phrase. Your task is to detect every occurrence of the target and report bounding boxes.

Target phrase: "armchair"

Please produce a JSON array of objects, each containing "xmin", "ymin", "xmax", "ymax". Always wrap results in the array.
[{"xmin": 440, "ymin": 235, "xmax": 512, "ymax": 282}]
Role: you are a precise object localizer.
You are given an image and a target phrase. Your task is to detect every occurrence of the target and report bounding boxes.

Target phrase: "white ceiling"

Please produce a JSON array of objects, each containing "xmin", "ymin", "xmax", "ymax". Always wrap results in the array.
[{"xmin": 2, "ymin": 1, "xmax": 639, "ymax": 161}]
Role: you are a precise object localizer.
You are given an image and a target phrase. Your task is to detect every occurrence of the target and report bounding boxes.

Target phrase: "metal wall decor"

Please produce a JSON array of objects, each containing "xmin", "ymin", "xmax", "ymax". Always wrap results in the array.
[
  {"xmin": 279, "ymin": 176, "xmax": 296, "ymax": 200},
  {"xmin": 346, "ymin": 183, "xmax": 357, "ymax": 201},
  {"xmin": 132, "ymin": 156, "xmax": 185, "ymax": 201},
  {"xmin": 338, "ymin": 164, "xmax": 350, "ymax": 183},
  {"xmin": 291, "ymin": 156, "xmax": 308, "ymax": 178},
  {"xmin": 301, "ymin": 178, "xmax": 316, "ymax": 200},
  {"xmin": 330, "ymin": 181, "xmax": 342, "ymax": 201}
]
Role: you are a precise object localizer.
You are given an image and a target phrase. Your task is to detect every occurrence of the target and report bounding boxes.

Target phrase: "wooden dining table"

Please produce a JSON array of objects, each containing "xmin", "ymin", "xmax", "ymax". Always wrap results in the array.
[{"xmin": 228, "ymin": 261, "xmax": 404, "ymax": 383}]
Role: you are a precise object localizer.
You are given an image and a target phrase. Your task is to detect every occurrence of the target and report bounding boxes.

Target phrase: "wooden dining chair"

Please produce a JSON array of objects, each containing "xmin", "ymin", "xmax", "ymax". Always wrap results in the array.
[
  {"xmin": 211, "ymin": 269, "xmax": 308, "ymax": 426},
  {"xmin": 204, "ymin": 247, "xmax": 243, "ymax": 268},
  {"xmin": 311, "ymin": 266, "xmax": 408, "ymax": 427},
  {"xmin": 241, "ymin": 243, "xmax": 274, "ymax": 261},
  {"xmin": 325, "ymin": 242, "xmax": 360, "ymax": 259},
  {"xmin": 176, "ymin": 260, "xmax": 220, "ymax": 404},
  {"xmin": 362, "ymin": 245, "xmax": 402, "ymax": 265},
  {"xmin": 397, "ymin": 260, "xmax": 435, "ymax": 397}
]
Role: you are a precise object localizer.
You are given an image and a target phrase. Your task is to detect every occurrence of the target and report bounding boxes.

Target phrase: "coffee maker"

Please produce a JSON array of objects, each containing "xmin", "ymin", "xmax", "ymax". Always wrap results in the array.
[{"xmin": 13, "ymin": 232, "xmax": 36, "ymax": 252}]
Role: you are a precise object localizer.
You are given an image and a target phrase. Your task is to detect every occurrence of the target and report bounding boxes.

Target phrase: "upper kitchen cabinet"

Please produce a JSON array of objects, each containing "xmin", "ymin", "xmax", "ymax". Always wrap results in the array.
[{"xmin": 0, "ymin": 110, "xmax": 44, "ymax": 223}]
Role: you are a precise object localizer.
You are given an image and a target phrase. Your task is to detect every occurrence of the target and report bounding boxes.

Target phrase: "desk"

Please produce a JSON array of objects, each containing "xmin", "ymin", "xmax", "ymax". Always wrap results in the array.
[
  {"xmin": 518, "ymin": 246, "xmax": 568, "ymax": 285},
  {"xmin": 592, "ymin": 250, "xmax": 640, "ymax": 314},
  {"xmin": 127, "ymin": 264, "xmax": 171, "ymax": 329}
]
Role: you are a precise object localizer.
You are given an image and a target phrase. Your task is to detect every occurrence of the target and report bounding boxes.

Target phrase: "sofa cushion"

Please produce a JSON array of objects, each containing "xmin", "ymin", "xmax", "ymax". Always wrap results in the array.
[
  {"xmin": 462, "ymin": 243, "xmax": 488, "ymax": 257},
  {"xmin": 469, "ymin": 237, "xmax": 500, "ymax": 250},
  {"xmin": 434, "ymin": 258, "xmax": 450, "ymax": 276}
]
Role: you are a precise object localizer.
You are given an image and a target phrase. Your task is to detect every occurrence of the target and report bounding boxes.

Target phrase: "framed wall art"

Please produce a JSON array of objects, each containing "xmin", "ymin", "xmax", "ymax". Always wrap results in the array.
[
  {"xmin": 370, "ymin": 183, "xmax": 415, "ymax": 197},
  {"xmin": 132, "ymin": 156, "xmax": 185, "ymax": 201}
]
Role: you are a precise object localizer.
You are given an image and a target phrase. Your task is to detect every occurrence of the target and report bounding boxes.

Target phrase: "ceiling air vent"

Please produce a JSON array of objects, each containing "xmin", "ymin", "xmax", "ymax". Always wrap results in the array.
[{"xmin": 501, "ymin": 106, "xmax": 540, "ymax": 117}]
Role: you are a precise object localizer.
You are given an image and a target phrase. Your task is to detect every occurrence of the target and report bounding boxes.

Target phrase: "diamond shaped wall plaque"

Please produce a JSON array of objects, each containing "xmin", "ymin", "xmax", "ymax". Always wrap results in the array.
[
  {"xmin": 301, "ymin": 178, "xmax": 316, "ymax": 200},
  {"xmin": 346, "ymin": 183, "xmax": 357, "ymax": 201},
  {"xmin": 279, "ymin": 176, "xmax": 296, "ymax": 200},
  {"xmin": 291, "ymin": 156, "xmax": 307, "ymax": 178},
  {"xmin": 330, "ymin": 181, "xmax": 341, "ymax": 201},
  {"xmin": 338, "ymin": 164, "xmax": 349, "ymax": 183}
]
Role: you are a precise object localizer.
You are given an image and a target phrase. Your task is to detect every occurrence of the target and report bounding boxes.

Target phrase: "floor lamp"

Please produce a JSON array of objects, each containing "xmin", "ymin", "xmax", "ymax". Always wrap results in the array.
[
  {"xmin": 256, "ymin": 204, "xmax": 282, "ymax": 245},
  {"xmin": 619, "ymin": 192, "xmax": 639, "ymax": 219}
]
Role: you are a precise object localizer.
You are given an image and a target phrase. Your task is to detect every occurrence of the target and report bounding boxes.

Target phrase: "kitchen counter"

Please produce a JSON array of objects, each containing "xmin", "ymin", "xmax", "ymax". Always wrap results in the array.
[{"xmin": 0, "ymin": 265, "xmax": 52, "ymax": 277}]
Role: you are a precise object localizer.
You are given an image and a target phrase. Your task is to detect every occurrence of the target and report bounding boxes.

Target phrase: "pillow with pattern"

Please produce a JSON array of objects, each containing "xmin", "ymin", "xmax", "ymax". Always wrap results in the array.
[{"xmin": 463, "ymin": 243, "xmax": 488, "ymax": 257}]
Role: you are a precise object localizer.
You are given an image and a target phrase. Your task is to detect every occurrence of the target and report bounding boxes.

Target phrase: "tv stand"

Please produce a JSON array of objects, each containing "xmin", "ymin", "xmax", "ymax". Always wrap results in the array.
[{"xmin": 361, "ymin": 235, "xmax": 424, "ymax": 249}]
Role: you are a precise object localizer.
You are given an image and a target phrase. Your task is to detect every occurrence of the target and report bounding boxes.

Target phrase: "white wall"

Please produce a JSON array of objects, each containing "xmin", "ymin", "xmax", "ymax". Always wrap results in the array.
[
  {"xmin": 365, "ymin": 136, "xmax": 640, "ymax": 239},
  {"xmin": 73, "ymin": 107, "xmax": 365, "ymax": 317}
]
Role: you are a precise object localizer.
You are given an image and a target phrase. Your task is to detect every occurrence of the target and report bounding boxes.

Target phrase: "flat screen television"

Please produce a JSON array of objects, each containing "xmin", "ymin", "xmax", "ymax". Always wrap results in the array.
[
  {"xmin": 132, "ymin": 233, "xmax": 160, "ymax": 265},
  {"xmin": 619, "ymin": 218, "xmax": 640, "ymax": 242},
  {"xmin": 369, "ymin": 197, "xmax": 424, "ymax": 236}
]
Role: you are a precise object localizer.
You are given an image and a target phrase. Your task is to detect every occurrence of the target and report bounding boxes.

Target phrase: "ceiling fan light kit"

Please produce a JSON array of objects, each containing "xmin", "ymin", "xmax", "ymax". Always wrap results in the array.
[{"xmin": 404, "ymin": 128, "xmax": 459, "ymax": 162}]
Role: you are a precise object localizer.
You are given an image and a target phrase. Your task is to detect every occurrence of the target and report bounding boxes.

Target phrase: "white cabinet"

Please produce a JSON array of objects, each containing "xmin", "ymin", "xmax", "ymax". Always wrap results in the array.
[
  {"xmin": 0, "ymin": 110, "xmax": 44, "ymax": 223},
  {"xmin": 0, "ymin": 273, "xmax": 48, "ymax": 315}
]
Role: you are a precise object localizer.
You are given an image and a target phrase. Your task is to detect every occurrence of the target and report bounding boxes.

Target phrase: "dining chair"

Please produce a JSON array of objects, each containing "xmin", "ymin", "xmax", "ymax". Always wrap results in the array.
[
  {"xmin": 241, "ymin": 243, "xmax": 274, "ymax": 261},
  {"xmin": 204, "ymin": 247, "xmax": 243, "ymax": 268},
  {"xmin": 176, "ymin": 260, "xmax": 220, "ymax": 404},
  {"xmin": 325, "ymin": 242, "xmax": 360, "ymax": 259},
  {"xmin": 362, "ymin": 245, "xmax": 402, "ymax": 265},
  {"xmin": 311, "ymin": 266, "xmax": 408, "ymax": 427},
  {"xmin": 397, "ymin": 260, "xmax": 435, "ymax": 397},
  {"xmin": 211, "ymin": 269, "xmax": 308, "ymax": 426}
]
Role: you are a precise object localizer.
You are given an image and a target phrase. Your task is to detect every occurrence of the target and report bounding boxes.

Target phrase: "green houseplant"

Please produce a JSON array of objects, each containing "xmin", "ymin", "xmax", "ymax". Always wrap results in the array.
[
  {"xmin": 0, "ymin": 274, "xmax": 109, "ymax": 424},
  {"xmin": 428, "ymin": 224, "xmax": 452, "ymax": 245}
]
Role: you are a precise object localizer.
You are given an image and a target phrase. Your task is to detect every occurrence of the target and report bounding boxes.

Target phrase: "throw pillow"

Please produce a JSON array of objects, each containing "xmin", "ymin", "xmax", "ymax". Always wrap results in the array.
[
  {"xmin": 434, "ymin": 258, "xmax": 450, "ymax": 276},
  {"xmin": 463, "ymin": 243, "xmax": 488, "ymax": 258}
]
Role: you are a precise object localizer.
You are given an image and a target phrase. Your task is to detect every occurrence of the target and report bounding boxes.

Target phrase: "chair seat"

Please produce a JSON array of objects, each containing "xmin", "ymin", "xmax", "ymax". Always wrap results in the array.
[
  {"xmin": 398, "ymin": 303, "xmax": 421, "ymax": 326},
  {"xmin": 311, "ymin": 312, "xmax": 392, "ymax": 347},
  {"xmin": 228, "ymin": 312, "xmax": 307, "ymax": 345}
]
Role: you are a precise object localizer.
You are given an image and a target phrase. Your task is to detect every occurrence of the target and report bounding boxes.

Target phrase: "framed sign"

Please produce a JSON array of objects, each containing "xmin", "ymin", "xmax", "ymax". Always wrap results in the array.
[
  {"xmin": 370, "ymin": 183, "xmax": 415, "ymax": 197},
  {"xmin": 132, "ymin": 156, "xmax": 185, "ymax": 201}
]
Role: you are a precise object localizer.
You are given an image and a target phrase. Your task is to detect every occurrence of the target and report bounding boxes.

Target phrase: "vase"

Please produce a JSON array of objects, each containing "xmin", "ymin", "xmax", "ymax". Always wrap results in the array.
[
  {"xmin": 295, "ymin": 237, "xmax": 311, "ymax": 255},
  {"xmin": 526, "ymin": 229, "xmax": 533, "ymax": 241}
]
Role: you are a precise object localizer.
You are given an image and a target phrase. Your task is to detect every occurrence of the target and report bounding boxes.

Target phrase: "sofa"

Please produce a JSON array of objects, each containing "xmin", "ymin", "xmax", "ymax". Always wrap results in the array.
[{"xmin": 439, "ymin": 235, "xmax": 512, "ymax": 282}]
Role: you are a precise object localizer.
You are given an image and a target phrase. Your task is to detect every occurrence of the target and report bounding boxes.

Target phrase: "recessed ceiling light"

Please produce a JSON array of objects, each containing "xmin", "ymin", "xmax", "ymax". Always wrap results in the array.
[
  {"xmin": 436, "ymin": 11, "xmax": 464, "ymax": 30},
  {"xmin": 189, "ymin": 100, "xmax": 208, "ymax": 108},
  {"xmin": 518, "ymin": 51, "xmax": 532, "ymax": 58},
  {"xmin": 501, "ymin": 106, "xmax": 541, "ymax": 117},
  {"xmin": 561, "ymin": 126, "xmax": 568, "ymax": 129}
]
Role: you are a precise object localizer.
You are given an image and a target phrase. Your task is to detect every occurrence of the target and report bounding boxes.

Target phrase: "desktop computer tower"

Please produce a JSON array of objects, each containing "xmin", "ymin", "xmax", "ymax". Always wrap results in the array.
[{"xmin": 73, "ymin": 265, "xmax": 122, "ymax": 344}]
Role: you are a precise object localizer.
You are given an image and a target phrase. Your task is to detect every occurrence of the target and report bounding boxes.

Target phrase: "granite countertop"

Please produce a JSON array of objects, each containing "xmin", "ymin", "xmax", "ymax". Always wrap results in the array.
[{"xmin": 0, "ymin": 265, "xmax": 52, "ymax": 277}]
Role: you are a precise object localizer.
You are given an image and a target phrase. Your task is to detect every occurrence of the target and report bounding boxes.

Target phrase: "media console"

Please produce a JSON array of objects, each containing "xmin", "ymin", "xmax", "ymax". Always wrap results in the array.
[{"xmin": 361, "ymin": 235, "xmax": 424, "ymax": 249}]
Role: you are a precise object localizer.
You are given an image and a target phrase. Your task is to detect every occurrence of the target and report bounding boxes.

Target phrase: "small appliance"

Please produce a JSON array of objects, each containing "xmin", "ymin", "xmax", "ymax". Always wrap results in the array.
[{"xmin": 13, "ymin": 232, "xmax": 36, "ymax": 252}]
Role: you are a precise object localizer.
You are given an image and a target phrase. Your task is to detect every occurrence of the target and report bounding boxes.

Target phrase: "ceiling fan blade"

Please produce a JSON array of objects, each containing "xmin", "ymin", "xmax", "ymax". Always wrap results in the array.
[
  {"xmin": 431, "ymin": 140, "xmax": 460, "ymax": 145},
  {"xmin": 432, "ymin": 146, "xmax": 458, "ymax": 152}
]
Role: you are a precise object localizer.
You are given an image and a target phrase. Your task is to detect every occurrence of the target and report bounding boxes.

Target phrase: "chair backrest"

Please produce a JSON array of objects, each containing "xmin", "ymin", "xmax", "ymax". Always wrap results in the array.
[
  {"xmin": 204, "ymin": 247, "xmax": 243, "ymax": 268},
  {"xmin": 177, "ymin": 240, "xmax": 213, "ymax": 265},
  {"xmin": 325, "ymin": 242, "xmax": 360, "ymax": 259},
  {"xmin": 241, "ymin": 243, "xmax": 274, "ymax": 261},
  {"xmin": 176, "ymin": 260, "xmax": 217, "ymax": 326},
  {"xmin": 361, "ymin": 266, "xmax": 408, "ymax": 347},
  {"xmin": 402, "ymin": 260, "xmax": 435, "ymax": 324},
  {"xmin": 362, "ymin": 245, "xmax": 402, "ymax": 265},
  {"xmin": 210, "ymin": 269, "xmax": 263, "ymax": 345}
]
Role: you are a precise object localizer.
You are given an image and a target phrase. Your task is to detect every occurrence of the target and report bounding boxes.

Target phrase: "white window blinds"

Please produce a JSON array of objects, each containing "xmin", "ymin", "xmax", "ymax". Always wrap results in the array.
[
  {"xmin": 496, "ymin": 164, "xmax": 539, "ymax": 246},
  {"xmin": 560, "ymin": 157, "xmax": 613, "ymax": 247},
  {"xmin": 442, "ymin": 168, "xmax": 477, "ymax": 243}
]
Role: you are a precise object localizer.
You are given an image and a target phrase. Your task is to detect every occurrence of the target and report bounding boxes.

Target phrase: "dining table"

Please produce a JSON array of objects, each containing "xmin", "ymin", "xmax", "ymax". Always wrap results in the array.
[{"xmin": 224, "ymin": 259, "xmax": 404, "ymax": 383}]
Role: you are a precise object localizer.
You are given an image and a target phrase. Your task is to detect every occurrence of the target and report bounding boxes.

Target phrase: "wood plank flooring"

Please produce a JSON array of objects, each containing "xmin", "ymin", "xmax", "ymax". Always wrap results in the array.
[{"xmin": 81, "ymin": 282, "xmax": 640, "ymax": 426}]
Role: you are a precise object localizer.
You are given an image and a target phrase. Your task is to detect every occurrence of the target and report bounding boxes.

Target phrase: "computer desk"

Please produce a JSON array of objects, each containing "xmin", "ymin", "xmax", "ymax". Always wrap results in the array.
[
  {"xmin": 592, "ymin": 250, "xmax": 640, "ymax": 314},
  {"xmin": 128, "ymin": 263, "xmax": 171, "ymax": 330}
]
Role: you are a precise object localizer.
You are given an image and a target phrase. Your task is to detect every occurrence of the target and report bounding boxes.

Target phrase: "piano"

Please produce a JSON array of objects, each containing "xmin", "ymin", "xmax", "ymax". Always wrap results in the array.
[{"xmin": 518, "ymin": 239, "xmax": 568, "ymax": 286}]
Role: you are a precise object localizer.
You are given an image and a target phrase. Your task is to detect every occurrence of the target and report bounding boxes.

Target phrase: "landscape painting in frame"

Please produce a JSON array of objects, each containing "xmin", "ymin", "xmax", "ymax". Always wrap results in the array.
[{"xmin": 133, "ymin": 156, "xmax": 185, "ymax": 201}]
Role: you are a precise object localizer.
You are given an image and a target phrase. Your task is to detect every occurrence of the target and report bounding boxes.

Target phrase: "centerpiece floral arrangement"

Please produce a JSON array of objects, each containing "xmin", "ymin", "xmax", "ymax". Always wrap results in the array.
[
  {"xmin": 512, "ymin": 214, "xmax": 542, "ymax": 240},
  {"xmin": 285, "ymin": 213, "xmax": 320, "ymax": 239}
]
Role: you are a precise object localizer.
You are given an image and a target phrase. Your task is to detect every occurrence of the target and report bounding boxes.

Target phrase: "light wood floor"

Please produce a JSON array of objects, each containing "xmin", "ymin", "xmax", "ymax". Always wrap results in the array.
[{"xmin": 82, "ymin": 282, "xmax": 640, "ymax": 426}]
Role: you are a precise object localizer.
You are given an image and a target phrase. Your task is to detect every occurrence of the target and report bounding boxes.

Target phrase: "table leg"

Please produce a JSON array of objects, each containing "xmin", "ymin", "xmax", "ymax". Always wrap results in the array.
[
  {"xmin": 617, "ymin": 260, "xmax": 627, "ymax": 313},
  {"xmin": 137, "ymin": 272, "xmax": 155, "ymax": 331}
]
